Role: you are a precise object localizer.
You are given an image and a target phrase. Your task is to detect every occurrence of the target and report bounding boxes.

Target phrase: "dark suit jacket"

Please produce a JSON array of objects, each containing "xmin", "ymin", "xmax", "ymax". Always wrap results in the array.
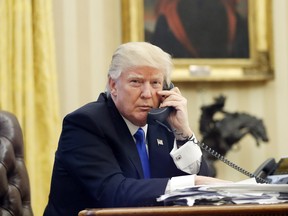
[{"xmin": 43, "ymin": 93, "xmax": 210, "ymax": 216}]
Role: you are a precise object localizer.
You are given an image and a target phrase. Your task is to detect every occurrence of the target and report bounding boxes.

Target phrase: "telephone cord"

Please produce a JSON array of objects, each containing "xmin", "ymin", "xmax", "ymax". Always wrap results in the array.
[
  {"xmin": 154, "ymin": 119, "xmax": 270, "ymax": 184},
  {"xmin": 195, "ymin": 140, "xmax": 270, "ymax": 184}
]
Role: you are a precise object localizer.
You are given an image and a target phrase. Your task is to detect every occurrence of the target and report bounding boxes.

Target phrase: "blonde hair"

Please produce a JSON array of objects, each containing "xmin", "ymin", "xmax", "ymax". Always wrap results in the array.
[{"xmin": 106, "ymin": 42, "xmax": 173, "ymax": 92}]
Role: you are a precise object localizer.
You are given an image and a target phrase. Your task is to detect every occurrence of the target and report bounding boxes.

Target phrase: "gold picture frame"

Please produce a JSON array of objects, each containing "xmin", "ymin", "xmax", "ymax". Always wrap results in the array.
[{"xmin": 121, "ymin": 0, "xmax": 274, "ymax": 82}]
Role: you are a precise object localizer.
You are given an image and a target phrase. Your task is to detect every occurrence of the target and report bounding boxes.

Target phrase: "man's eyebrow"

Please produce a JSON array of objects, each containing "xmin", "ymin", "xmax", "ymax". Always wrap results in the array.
[{"xmin": 127, "ymin": 74, "xmax": 143, "ymax": 79}]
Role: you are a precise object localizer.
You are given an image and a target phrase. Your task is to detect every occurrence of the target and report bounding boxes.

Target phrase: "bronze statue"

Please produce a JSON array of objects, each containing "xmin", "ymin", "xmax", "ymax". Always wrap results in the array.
[{"xmin": 199, "ymin": 95, "xmax": 269, "ymax": 177}]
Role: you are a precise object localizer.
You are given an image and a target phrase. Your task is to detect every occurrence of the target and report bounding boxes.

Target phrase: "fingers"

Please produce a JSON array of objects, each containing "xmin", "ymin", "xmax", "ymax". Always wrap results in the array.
[
  {"xmin": 158, "ymin": 86, "xmax": 181, "ymax": 97},
  {"xmin": 158, "ymin": 87, "xmax": 192, "ymax": 136},
  {"xmin": 158, "ymin": 87, "xmax": 184, "ymax": 109}
]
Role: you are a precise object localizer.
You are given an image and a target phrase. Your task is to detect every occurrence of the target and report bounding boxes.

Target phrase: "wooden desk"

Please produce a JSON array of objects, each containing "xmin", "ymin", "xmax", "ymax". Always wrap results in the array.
[{"xmin": 78, "ymin": 204, "xmax": 288, "ymax": 216}]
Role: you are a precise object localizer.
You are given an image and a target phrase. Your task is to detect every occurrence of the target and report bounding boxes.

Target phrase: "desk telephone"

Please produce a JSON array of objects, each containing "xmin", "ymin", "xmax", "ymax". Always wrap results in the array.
[{"xmin": 147, "ymin": 82, "xmax": 288, "ymax": 184}]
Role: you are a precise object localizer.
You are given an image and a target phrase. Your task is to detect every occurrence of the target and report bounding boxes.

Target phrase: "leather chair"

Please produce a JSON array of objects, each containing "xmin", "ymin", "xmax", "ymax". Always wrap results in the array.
[{"xmin": 0, "ymin": 111, "xmax": 33, "ymax": 216}]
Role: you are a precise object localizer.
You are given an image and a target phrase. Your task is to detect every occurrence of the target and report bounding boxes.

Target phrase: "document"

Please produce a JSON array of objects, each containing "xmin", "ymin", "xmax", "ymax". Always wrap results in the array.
[{"xmin": 157, "ymin": 178, "xmax": 288, "ymax": 206}]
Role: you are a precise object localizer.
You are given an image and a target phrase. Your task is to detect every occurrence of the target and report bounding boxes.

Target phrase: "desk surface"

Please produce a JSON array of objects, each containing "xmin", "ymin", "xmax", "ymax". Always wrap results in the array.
[{"xmin": 78, "ymin": 204, "xmax": 288, "ymax": 216}]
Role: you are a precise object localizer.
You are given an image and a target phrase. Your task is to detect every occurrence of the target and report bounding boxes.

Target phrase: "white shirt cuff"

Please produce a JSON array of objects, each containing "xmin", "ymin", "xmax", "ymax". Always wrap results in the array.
[
  {"xmin": 166, "ymin": 174, "xmax": 196, "ymax": 193},
  {"xmin": 170, "ymin": 137, "xmax": 202, "ymax": 174}
]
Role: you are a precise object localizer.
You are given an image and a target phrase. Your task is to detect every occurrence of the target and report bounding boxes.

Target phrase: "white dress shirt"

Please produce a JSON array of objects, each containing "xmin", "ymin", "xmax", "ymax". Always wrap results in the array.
[{"xmin": 122, "ymin": 117, "xmax": 202, "ymax": 192}]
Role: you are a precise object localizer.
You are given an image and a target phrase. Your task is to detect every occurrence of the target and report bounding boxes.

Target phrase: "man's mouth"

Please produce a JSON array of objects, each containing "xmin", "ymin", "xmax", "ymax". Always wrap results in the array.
[{"xmin": 139, "ymin": 106, "xmax": 152, "ymax": 111}]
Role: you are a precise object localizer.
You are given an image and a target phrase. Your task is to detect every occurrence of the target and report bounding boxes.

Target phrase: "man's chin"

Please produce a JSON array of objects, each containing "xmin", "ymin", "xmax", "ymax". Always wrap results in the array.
[
  {"xmin": 132, "ymin": 115, "xmax": 148, "ymax": 127},
  {"xmin": 137, "ymin": 118, "xmax": 148, "ymax": 127}
]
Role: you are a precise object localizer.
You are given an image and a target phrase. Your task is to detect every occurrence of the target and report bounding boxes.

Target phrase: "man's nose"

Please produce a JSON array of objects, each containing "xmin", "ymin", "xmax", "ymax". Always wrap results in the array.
[{"xmin": 141, "ymin": 83, "xmax": 152, "ymax": 98}]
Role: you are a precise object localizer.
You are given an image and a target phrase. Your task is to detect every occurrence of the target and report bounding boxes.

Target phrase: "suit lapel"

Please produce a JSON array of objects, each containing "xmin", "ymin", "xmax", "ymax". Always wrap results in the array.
[{"xmin": 106, "ymin": 96, "xmax": 144, "ymax": 178}]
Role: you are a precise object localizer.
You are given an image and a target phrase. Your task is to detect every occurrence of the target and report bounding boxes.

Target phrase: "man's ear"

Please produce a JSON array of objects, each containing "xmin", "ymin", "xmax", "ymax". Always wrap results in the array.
[{"xmin": 108, "ymin": 77, "xmax": 117, "ymax": 97}]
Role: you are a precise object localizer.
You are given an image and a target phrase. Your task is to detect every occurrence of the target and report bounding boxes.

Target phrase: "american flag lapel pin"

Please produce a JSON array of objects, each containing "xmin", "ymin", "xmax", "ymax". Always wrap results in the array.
[{"xmin": 157, "ymin": 139, "xmax": 163, "ymax": 146}]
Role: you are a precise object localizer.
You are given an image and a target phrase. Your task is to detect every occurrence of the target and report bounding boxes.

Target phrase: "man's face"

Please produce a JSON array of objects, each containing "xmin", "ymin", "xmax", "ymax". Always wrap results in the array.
[{"xmin": 109, "ymin": 66, "xmax": 164, "ymax": 126}]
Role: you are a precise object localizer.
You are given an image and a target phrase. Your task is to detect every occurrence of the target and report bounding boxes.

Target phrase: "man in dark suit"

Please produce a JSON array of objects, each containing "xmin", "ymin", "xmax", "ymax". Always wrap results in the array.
[{"xmin": 44, "ymin": 42, "xmax": 230, "ymax": 216}]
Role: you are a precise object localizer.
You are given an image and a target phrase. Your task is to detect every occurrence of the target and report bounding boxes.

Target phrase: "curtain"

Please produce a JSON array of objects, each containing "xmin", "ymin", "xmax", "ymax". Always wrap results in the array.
[{"xmin": 0, "ymin": 0, "xmax": 60, "ymax": 215}]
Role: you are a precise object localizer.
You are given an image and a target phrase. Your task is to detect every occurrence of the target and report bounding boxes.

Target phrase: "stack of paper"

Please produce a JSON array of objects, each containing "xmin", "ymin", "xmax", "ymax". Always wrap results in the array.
[{"xmin": 157, "ymin": 178, "xmax": 288, "ymax": 206}]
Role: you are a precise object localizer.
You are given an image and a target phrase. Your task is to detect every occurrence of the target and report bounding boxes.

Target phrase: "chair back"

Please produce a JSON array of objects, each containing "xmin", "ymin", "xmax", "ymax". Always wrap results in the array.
[{"xmin": 0, "ymin": 111, "xmax": 33, "ymax": 216}]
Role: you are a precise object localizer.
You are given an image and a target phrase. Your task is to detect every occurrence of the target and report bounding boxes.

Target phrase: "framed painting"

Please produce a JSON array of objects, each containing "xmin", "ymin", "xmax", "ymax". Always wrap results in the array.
[{"xmin": 121, "ymin": 0, "xmax": 274, "ymax": 82}]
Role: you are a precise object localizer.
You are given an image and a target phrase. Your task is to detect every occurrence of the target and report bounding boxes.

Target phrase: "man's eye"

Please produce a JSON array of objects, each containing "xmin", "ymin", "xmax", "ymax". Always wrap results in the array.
[
  {"xmin": 130, "ymin": 80, "xmax": 141, "ymax": 86},
  {"xmin": 152, "ymin": 81, "xmax": 162, "ymax": 87}
]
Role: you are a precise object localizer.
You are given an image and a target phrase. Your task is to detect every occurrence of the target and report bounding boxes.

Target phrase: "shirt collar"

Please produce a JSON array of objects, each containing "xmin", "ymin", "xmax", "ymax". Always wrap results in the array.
[{"xmin": 122, "ymin": 116, "xmax": 148, "ymax": 138}]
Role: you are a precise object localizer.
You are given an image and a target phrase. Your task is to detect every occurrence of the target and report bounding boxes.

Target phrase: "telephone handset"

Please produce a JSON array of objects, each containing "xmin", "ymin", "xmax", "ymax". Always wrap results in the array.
[
  {"xmin": 147, "ymin": 82, "xmax": 174, "ymax": 125},
  {"xmin": 253, "ymin": 158, "xmax": 277, "ymax": 180}
]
